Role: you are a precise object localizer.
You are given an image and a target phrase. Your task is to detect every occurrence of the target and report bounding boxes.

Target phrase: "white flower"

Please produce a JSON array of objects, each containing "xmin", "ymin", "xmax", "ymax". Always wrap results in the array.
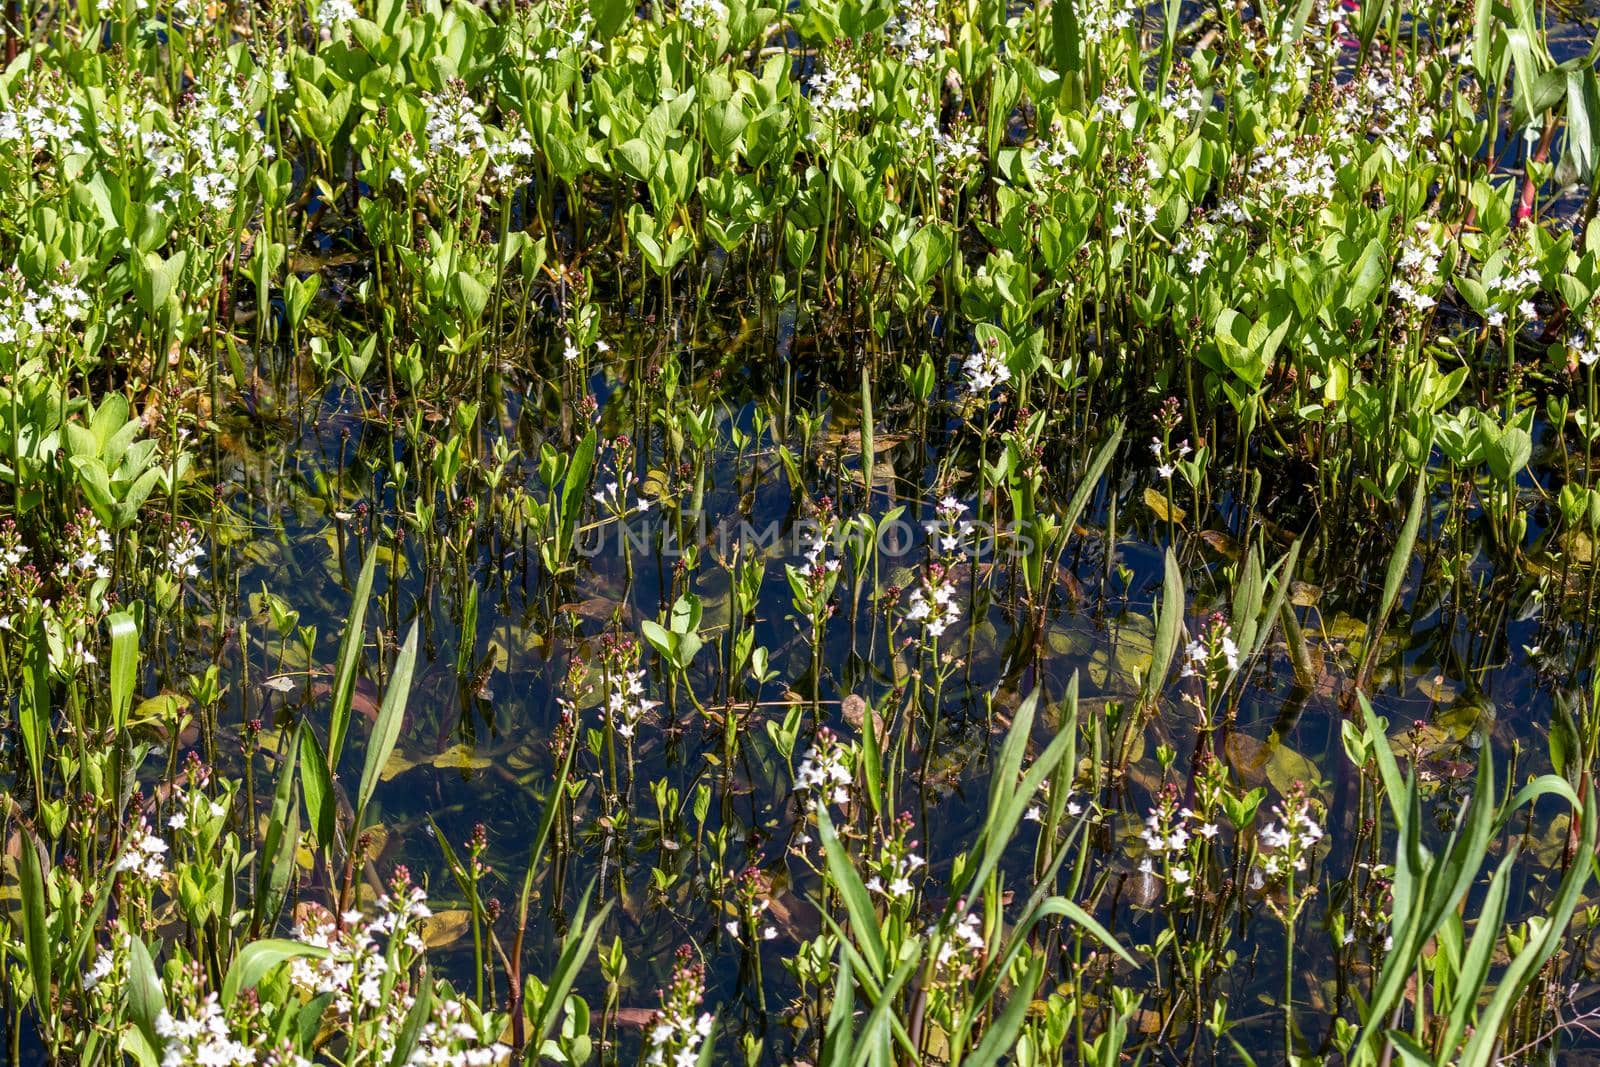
[
  {"xmin": 904, "ymin": 566, "xmax": 961, "ymax": 639},
  {"xmin": 83, "ymin": 949, "xmax": 115, "ymax": 992},
  {"xmin": 794, "ymin": 728, "xmax": 853, "ymax": 811},
  {"xmin": 962, "ymin": 343, "xmax": 1011, "ymax": 395}
]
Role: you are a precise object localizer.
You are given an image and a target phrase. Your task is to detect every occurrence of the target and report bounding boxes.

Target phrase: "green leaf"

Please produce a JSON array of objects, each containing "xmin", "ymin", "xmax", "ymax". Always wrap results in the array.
[
  {"xmin": 328, "ymin": 547, "xmax": 380, "ymax": 770},
  {"xmin": 300, "ymin": 723, "xmax": 337, "ymax": 850},
  {"xmin": 816, "ymin": 805, "xmax": 886, "ymax": 979},
  {"xmin": 388, "ymin": 972, "xmax": 432, "ymax": 1067},
  {"xmin": 1052, "ymin": 0, "xmax": 1083, "ymax": 73},
  {"xmin": 222, "ymin": 940, "xmax": 330, "ymax": 1003},
  {"xmin": 18, "ymin": 832, "xmax": 51, "ymax": 1013},
  {"xmin": 108, "ymin": 612, "xmax": 138, "ymax": 732},
  {"xmin": 252, "ymin": 727, "xmax": 302, "ymax": 936},
  {"xmin": 531, "ymin": 883, "xmax": 613, "ymax": 1046},
  {"xmin": 451, "ymin": 271, "xmax": 490, "ymax": 321},
  {"xmin": 1138, "ymin": 547, "xmax": 1184, "ymax": 714},
  {"xmin": 964, "ymin": 954, "xmax": 1045, "ymax": 1067},
  {"xmin": 556, "ymin": 429, "xmax": 597, "ymax": 565},
  {"xmin": 20, "ymin": 619, "xmax": 49, "ymax": 798},
  {"xmin": 357, "ymin": 621, "xmax": 420, "ymax": 817},
  {"xmin": 126, "ymin": 937, "xmax": 165, "ymax": 1058}
]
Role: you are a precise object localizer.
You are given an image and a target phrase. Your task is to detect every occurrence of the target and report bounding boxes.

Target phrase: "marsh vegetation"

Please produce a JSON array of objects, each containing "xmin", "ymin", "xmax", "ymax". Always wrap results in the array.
[{"xmin": 2, "ymin": 0, "xmax": 1600, "ymax": 1063}]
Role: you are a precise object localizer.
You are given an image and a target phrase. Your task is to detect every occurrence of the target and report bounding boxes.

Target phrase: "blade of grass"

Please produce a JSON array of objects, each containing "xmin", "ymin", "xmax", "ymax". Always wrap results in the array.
[
  {"xmin": 327, "ymin": 546, "xmax": 379, "ymax": 771},
  {"xmin": 356, "ymin": 620, "xmax": 419, "ymax": 817}
]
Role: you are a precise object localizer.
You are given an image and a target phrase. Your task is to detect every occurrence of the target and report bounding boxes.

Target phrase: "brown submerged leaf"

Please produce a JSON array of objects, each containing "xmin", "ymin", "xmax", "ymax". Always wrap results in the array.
[
  {"xmin": 1225, "ymin": 732, "xmax": 1322, "ymax": 797},
  {"xmin": 418, "ymin": 909, "xmax": 472, "ymax": 948}
]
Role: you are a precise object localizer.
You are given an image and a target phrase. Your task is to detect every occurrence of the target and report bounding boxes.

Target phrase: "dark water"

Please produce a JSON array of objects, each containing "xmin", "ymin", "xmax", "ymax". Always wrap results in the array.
[{"xmin": 162, "ymin": 306, "xmax": 1593, "ymax": 1063}]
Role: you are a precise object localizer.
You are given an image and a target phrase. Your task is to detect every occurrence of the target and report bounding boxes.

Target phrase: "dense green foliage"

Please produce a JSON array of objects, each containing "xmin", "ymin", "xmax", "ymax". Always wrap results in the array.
[{"xmin": 2, "ymin": 0, "xmax": 1600, "ymax": 1063}]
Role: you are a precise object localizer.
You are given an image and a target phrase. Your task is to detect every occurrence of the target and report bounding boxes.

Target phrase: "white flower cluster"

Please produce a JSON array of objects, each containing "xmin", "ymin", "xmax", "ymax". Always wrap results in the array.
[
  {"xmin": 603, "ymin": 666, "xmax": 659, "ymax": 740},
  {"xmin": 0, "ymin": 268, "xmax": 91, "ymax": 347},
  {"xmin": 1180, "ymin": 618, "xmax": 1239, "ymax": 679},
  {"xmin": 409, "ymin": 997, "xmax": 513, "ymax": 1067},
  {"xmin": 536, "ymin": 5, "xmax": 604, "ymax": 59},
  {"xmin": 1246, "ymin": 131, "xmax": 1337, "ymax": 205},
  {"xmin": 886, "ymin": 0, "xmax": 947, "ymax": 65},
  {"xmin": 1150, "ymin": 436, "xmax": 1191, "ymax": 480},
  {"xmin": 1091, "ymin": 84, "xmax": 1138, "ymax": 130},
  {"xmin": 488, "ymin": 131, "xmax": 535, "ymax": 185},
  {"xmin": 82, "ymin": 924, "xmax": 130, "ymax": 995},
  {"xmin": 146, "ymin": 75, "xmax": 265, "ymax": 217},
  {"xmin": 0, "ymin": 92, "xmax": 86, "ymax": 156},
  {"xmin": 1259, "ymin": 800, "xmax": 1323, "ymax": 878},
  {"xmin": 1076, "ymin": 0, "xmax": 1136, "ymax": 47},
  {"xmin": 1137, "ymin": 797, "xmax": 1219, "ymax": 900},
  {"xmin": 676, "ymin": 0, "xmax": 728, "ymax": 29},
  {"xmin": 904, "ymin": 564, "xmax": 960, "ymax": 639},
  {"xmin": 646, "ymin": 1011, "xmax": 712, "ymax": 1067},
  {"xmin": 592, "ymin": 462, "xmax": 651, "ymax": 516},
  {"xmin": 793, "ymin": 727, "xmax": 853, "ymax": 810},
  {"xmin": 899, "ymin": 108, "xmax": 982, "ymax": 184},
  {"xmin": 316, "ymin": 0, "xmax": 360, "ymax": 29},
  {"xmin": 60, "ymin": 510, "xmax": 113, "ymax": 583},
  {"xmin": 1141, "ymin": 807, "xmax": 1192, "ymax": 854},
  {"xmin": 143, "ymin": 885, "xmax": 503, "ymax": 1067},
  {"xmin": 863, "ymin": 847, "xmax": 926, "ymax": 901},
  {"xmin": 1354, "ymin": 71, "xmax": 1434, "ymax": 164},
  {"xmin": 809, "ymin": 63, "xmax": 872, "ymax": 121},
  {"xmin": 115, "ymin": 820, "xmax": 170, "ymax": 882},
  {"xmin": 929, "ymin": 909, "xmax": 986, "ymax": 982},
  {"xmin": 1029, "ymin": 127, "xmax": 1081, "ymax": 179},
  {"xmin": 1160, "ymin": 83, "xmax": 1210, "ymax": 126},
  {"xmin": 158, "ymin": 523, "xmax": 206, "ymax": 582},
  {"xmin": 1480, "ymin": 235, "xmax": 1543, "ymax": 327},
  {"xmin": 83, "ymin": 947, "xmax": 117, "ymax": 992},
  {"xmin": 962, "ymin": 340, "xmax": 1010, "ymax": 394},
  {"xmin": 1390, "ymin": 225, "xmax": 1444, "ymax": 313},
  {"xmin": 644, "ymin": 954, "xmax": 713, "ymax": 1067},
  {"xmin": 155, "ymin": 994, "xmax": 257, "ymax": 1067},
  {"xmin": 1104, "ymin": 182, "xmax": 1161, "ymax": 237},
  {"xmin": 1023, "ymin": 781, "xmax": 1085, "ymax": 823},
  {"xmin": 923, "ymin": 496, "xmax": 972, "ymax": 556},
  {"xmin": 722, "ymin": 905, "xmax": 778, "ymax": 941},
  {"xmin": 723, "ymin": 870, "xmax": 779, "ymax": 942},
  {"xmin": 395, "ymin": 86, "xmax": 537, "ymax": 189},
  {"xmin": 425, "ymin": 88, "xmax": 490, "ymax": 159},
  {"xmin": 799, "ymin": 523, "xmax": 842, "ymax": 576},
  {"xmin": 936, "ymin": 911, "xmax": 984, "ymax": 961},
  {"xmin": 289, "ymin": 887, "xmax": 433, "ymax": 1017},
  {"xmin": 166, "ymin": 773, "xmax": 229, "ymax": 838}
]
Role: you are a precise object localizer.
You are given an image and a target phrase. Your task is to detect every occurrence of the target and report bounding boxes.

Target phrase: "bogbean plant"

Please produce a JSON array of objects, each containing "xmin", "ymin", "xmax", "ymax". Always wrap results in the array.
[{"xmin": 1, "ymin": 0, "xmax": 1600, "ymax": 1062}]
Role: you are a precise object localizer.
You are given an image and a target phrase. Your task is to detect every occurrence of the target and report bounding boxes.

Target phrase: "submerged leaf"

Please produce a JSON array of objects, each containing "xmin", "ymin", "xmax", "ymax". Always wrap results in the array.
[{"xmin": 1143, "ymin": 486, "xmax": 1187, "ymax": 525}]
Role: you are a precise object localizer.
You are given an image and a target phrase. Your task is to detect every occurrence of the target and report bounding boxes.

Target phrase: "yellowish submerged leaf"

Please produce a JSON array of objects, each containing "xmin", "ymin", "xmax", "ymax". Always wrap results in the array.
[
  {"xmin": 429, "ymin": 744, "xmax": 491, "ymax": 772},
  {"xmin": 419, "ymin": 909, "xmax": 473, "ymax": 948},
  {"xmin": 1143, "ymin": 486, "xmax": 1186, "ymax": 525}
]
